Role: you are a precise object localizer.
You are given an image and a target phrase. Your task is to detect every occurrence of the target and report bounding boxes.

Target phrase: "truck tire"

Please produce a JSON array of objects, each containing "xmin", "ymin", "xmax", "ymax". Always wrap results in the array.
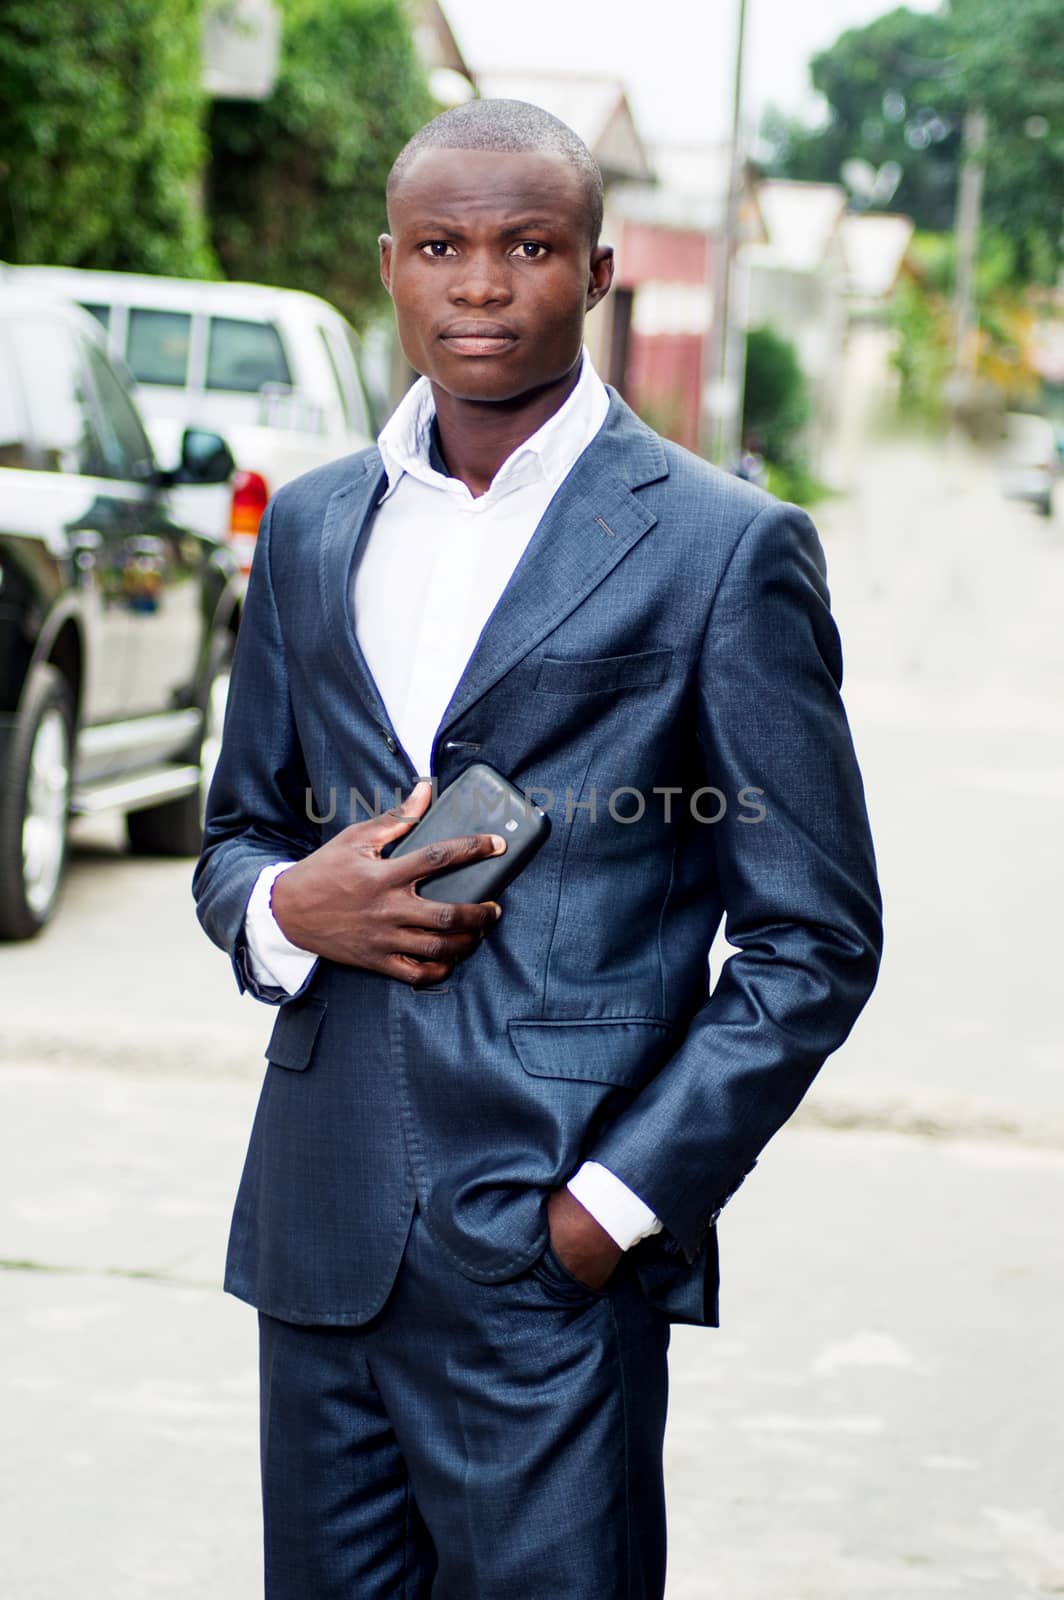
[
  {"xmin": 126, "ymin": 635, "xmax": 233, "ymax": 858},
  {"xmin": 0, "ymin": 664, "xmax": 75, "ymax": 941}
]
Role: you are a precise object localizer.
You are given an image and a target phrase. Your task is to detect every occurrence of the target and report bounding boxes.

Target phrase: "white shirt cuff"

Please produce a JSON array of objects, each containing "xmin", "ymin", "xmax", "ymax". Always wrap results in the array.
[
  {"xmin": 566, "ymin": 1160, "xmax": 663, "ymax": 1250},
  {"xmin": 244, "ymin": 862, "xmax": 319, "ymax": 995}
]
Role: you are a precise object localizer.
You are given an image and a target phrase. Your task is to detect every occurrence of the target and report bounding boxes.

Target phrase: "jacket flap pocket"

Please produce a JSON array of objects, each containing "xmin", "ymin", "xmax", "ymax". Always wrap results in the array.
[
  {"xmin": 508, "ymin": 1018, "xmax": 673, "ymax": 1087},
  {"xmin": 534, "ymin": 648, "xmax": 672, "ymax": 696},
  {"xmin": 265, "ymin": 996, "xmax": 327, "ymax": 1071}
]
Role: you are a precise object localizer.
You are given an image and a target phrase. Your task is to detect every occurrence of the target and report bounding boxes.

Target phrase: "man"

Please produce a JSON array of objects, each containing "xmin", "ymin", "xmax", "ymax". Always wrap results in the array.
[{"xmin": 194, "ymin": 99, "xmax": 882, "ymax": 1599}]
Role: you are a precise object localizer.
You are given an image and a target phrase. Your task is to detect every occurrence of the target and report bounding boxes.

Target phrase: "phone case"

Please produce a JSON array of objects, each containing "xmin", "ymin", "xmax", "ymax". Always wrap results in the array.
[{"xmin": 388, "ymin": 762, "xmax": 550, "ymax": 903}]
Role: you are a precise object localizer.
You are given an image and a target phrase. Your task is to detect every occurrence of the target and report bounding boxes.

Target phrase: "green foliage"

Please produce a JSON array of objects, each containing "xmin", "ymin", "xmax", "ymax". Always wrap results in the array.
[
  {"xmin": 762, "ymin": 0, "xmax": 1064, "ymax": 283},
  {"xmin": 762, "ymin": 8, "xmax": 963, "ymax": 231},
  {"xmin": 742, "ymin": 325, "xmax": 812, "ymax": 466},
  {"xmin": 889, "ymin": 271, "xmax": 952, "ymax": 424},
  {"xmin": 741, "ymin": 327, "xmax": 829, "ymax": 503},
  {"xmin": 762, "ymin": 459, "xmax": 835, "ymax": 508},
  {"xmin": 207, "ymin": 0, "xmax": 434, "ymax": 325},
  {"xmin": 890, "ymin": 231, "xmax": 1042, "ymax": 423},
  {"xmin": 948, "ymin": 0, "xmax": 1064, "ymax": 284},
  {"xmin": 0, "ymin": 1, "xmax": 215, "ymax": 274},
  {"xmin": 907, "ymin": 226, "xmax": 1032, "ymax": 302}
]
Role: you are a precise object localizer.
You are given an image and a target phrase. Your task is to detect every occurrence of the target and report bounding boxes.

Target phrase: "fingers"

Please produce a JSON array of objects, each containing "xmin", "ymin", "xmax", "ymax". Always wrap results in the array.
[
  {"xmin": 390, "ymin": 829, "xmax": 506, "ymax": 886},
  {"xmin": 390, "ymin": 903, "xmax": 500, "ymax": 958},
  {"xmin": 356, "ymin": 779, "xmax": 433, "ymax": 848},
  {"xmin": 396, "ymin": 931, "xmax": 482, "ymax": 966},
  {"xmin": 380, "ymin": 897, "xmax": 503, "ymax": 985},
  {"xmin": 398, "ymin": 892, "xmax": 502, "ymax": 938},
  {"xmin": 380, "ymin": 952, "xmax": 454, "ymax": 987}
]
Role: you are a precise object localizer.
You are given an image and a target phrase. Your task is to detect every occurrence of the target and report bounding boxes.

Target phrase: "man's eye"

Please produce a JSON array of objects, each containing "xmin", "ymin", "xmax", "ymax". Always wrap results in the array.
[
  {"xmin": 420, "ymin": 242, "xmax": 457, "ymax": 258},
  {"xmin": 511, "ymin": 241, "xmax": 548, "ymax": 260}
]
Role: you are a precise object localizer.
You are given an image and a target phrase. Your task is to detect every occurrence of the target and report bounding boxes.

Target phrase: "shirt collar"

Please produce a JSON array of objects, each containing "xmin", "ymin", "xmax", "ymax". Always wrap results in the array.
[{"xmin": 376, "ymin": 349, "xmax": 609, "ymax": 505}]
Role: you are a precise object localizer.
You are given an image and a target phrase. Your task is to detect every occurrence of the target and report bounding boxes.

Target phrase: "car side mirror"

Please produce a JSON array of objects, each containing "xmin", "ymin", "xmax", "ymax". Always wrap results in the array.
[{"xmin": 178, "ymin": 428, "xmax": 236, "ymax": 485}]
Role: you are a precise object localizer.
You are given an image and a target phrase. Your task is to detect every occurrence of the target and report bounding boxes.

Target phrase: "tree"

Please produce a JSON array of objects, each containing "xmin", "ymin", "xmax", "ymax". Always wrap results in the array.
[
  {"xmin": 0, "ymin": 1, "xmax": 214, "ymax": 274},
  {"xmin": 763, "ymin": 8, "xmax": 963, "ymax": 232},
  {"xmin": 763, "ymin": 0, "xmax": 1064, "ymax": 281},
  {"xmin": 948, "ymin": 0, "xmax": 1064, "ymax": 284},
  {"xmin": 891, "ymin": 234, "xmax": 1042, "ymax": 424},
  {"xmin": 741, "ymin": 325, "xmax": 811, "ymax": 466},
  {"xmin": 207, "ymin": 0, "xmax": 434, "ymax": 326}
]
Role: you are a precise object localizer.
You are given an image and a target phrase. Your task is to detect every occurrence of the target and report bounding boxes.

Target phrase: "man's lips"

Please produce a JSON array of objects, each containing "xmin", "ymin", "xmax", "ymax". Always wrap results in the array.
[{"xmin": 439, "ymin": 325, "xmax": 517, "ymax": 356}]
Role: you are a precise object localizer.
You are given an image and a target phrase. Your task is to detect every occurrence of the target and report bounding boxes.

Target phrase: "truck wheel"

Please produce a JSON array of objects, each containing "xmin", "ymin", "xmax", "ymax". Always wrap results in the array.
[
  {"xmin": 0, "ymin": 665, "xmax": 74, "ymax": 940},
  {"xmin": 126, "ymin": 636, "xmax": 233, "ymax": 858}
]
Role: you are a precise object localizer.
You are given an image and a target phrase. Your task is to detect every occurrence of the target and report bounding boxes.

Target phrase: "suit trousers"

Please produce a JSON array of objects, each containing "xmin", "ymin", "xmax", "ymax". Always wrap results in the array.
[{"xmin": 258, "ymin": 1204, "xmax": 671, "ymax": 1599}]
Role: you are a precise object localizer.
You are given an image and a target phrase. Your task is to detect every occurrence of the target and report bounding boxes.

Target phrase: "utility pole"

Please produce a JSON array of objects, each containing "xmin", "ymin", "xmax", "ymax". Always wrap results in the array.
[
  {"xmin": 951, "ymin": 108, "xmax": 987, "ymax": 389},
  {"xmin": 702, "ymin": 0, "xmax": 749, "ymax": 466}
]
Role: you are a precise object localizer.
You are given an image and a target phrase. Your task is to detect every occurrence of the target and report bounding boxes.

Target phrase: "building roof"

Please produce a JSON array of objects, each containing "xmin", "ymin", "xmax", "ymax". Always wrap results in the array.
[
  {"xmin": 610, "ymin": 143, "xmax": 766, "ymax": 249},
  {"xmin": 839, "ymin": 212, "xmax": 916, "ymax": 299},
  {"xmin": 474, "ymin": 72, "xmax": 653, "ymax": 183},
  {"xmin": 752, "ymin": 179, "xmax": 848, "ymax": 273},
  {"xmin": 611, "ymin": 143, "xmax": 731, "ymax": 232}
]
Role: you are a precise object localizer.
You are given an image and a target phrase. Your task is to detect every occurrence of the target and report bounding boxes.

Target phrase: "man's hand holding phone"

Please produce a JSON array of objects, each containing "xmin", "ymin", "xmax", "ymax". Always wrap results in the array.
[{"xmin": 270, "ymin": 780, "xmax": 505, "ymax": 988}]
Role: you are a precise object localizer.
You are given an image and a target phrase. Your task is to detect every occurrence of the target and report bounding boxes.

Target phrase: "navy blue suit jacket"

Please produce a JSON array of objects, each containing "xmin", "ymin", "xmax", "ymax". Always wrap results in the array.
[{"xmin": 193, "ymin": 390, "xmax": 882, "ymax": 1328}]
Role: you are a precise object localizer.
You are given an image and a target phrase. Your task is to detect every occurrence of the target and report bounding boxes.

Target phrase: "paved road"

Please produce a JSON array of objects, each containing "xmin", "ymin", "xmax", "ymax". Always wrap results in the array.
[
  {"xmin": 1, "ymin": 1064, "xmax": 1061, "ymax": 1598},
  {"xmin": 1, "ymin": 422, "xmax": 1062, "ymax": 1596},
  {"xmin": 808, "ymin": 429, "xmax": 1064, "ymax": 1143}
]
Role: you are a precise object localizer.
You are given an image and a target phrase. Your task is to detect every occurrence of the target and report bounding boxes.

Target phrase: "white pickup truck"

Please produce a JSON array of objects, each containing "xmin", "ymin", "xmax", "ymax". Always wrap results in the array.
[{"xmin": 12, "ymin": 267, "xmax": 378, "ymax": 569}]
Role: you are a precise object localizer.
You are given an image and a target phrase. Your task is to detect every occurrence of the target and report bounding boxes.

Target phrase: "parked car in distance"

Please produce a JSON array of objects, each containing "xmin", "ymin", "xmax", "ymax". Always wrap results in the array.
[
  {"xmin": 0, "ymin": 287, "xmax": 245, "ymax": 939},
  {"xmin": 11, "ymin": 267, "xmax": 376, "ymax": 572},
  {"xmin": 998, "ymin": 411, "xmax": 1059, "ymax": 519}
]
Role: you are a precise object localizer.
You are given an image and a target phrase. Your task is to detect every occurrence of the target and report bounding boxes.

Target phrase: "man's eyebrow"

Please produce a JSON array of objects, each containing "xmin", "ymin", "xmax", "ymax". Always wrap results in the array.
[
  {"xmin": 406, "ymin": 219, "xmax": 466, "ymax": 237},
  {"xmin": 401, "ymin": 217, "xmax": 560, "ymax": 239},
  {"xmin": 498, "ymin": 219, "xmax": 557, "ymax": 236}
]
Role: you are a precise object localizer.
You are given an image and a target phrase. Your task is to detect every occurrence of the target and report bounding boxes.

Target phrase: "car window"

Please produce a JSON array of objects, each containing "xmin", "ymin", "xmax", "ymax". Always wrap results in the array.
[
  {"xmin": 339, "ymin": 320, "xmax": 376, "ymax": 433},
  {"xmin": 317, "ymin": 326, "xmax": 352, "ymax": 429},
  {"xmin": 8, "ymin": 315, "xmax": 110, "ymax": 477},
  {"xmin": 206, "ymin": 317, "xmax": 291, "ymax": 392},
  {"xmin": 81, "ymin": 303, "xmax": 111, "ymax": 333},
  {"xmin": 0, "ymin": 326, "xmax": 33, "ymax": 469},
  {"xmin": 126, "ymin": 307, "xmax": 192, "ymax": 386},
  {"xmin": 83, "ymin": 340, "xmax": 155, "ymax": 481},
  {"xmin": 319, "ymin": 323, "xmax": 370, "ymax": 436}
]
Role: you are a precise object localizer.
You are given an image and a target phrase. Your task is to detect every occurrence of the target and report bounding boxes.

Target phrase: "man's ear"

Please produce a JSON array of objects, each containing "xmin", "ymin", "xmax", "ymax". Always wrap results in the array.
[
  {"xmin": 586, "ymin": 245, "xmax": 614, "ymax": 311},
  {"xmin": 379, "ymin": 234, "xmax": 393, "ymax": 296}
]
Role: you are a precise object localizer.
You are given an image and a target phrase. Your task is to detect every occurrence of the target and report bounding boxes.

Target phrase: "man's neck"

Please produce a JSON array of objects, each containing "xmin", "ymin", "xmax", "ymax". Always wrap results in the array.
[{"xmin": 429, "ymin": 361, "xmax": 582, "ymax": 498}]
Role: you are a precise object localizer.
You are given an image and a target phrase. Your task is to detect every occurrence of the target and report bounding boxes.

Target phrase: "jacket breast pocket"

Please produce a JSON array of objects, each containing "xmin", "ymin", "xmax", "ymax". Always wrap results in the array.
[
  {"xmin": 508, "ymin": 1017, "xmax": 674, "ymax": 1088},
  {"xmin": 533, "ymin": 648, "xmax": 672, "ymax": 697},
  {"xmin": 264, "ymin": 996, "xmax": 327, "ymax": 1071}
]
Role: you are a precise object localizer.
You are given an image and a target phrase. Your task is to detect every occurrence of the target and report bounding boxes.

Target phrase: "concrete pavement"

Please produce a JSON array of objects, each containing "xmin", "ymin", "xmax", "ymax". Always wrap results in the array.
[{"xmin": 1, "ymin": 1060, "xmax": 1062, "ymax": 1598}]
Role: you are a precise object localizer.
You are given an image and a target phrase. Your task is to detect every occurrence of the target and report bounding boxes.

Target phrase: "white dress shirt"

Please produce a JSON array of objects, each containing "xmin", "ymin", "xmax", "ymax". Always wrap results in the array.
[{"xmin": 243, "ymin": 352, "xmax": 662, "ymax": 1251}]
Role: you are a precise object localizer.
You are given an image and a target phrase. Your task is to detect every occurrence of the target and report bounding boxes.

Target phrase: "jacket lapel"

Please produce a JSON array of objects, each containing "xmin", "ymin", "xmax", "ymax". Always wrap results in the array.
[
  {"xmin": 318, "ymin": 450, "xmax": 406, "ymax": 747},
  {"xmin": 431, "ymin": 393, "xmax": 669, "ymax": 756},
  {"xmin": 316, "ymin": 392, "xmax": 670, "ymax": 770}
]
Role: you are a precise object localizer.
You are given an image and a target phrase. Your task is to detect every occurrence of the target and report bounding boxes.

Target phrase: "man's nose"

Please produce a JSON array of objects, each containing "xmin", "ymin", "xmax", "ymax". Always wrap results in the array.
[{"xmin": 450, "ymin": 253, "xmax": 511, "ymax": 305}]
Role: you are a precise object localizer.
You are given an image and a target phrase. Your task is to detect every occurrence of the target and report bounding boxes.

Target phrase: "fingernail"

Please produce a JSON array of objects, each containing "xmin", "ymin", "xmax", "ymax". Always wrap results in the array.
[
  {"xmin": 491, "ymin": 902, "xmax": 502, "ymax": 920},
  {"xmin": 490, "ymin": 835, "xmax": 506, "ymax": 854}
]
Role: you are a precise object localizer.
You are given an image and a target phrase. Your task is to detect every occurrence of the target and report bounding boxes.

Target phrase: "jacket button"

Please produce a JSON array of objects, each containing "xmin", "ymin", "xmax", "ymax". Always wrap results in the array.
[{"xmin": 382, "ymin": 731, "xmax": 397, "ymax": 752}]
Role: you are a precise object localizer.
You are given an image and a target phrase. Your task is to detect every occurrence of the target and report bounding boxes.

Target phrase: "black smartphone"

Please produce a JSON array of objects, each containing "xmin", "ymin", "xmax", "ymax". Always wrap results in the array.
[{"xmin": 388, "ymin": 762, "xmax": 550, "ymax": 904}]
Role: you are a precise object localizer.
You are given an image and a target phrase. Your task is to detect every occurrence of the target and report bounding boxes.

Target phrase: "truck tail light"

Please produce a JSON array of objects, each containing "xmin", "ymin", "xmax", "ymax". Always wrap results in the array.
[{"xmin": 229, "ymin": 470, "xmax": 269, "ymax": 575}]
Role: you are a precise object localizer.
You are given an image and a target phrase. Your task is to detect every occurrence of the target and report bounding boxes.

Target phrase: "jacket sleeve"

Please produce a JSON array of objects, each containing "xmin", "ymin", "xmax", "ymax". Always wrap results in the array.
[
  {"xmin": 192, "ymin": 496, "xmax": 322, "ymax": 1005},
  {"xmin": 587, "ymin": 499, "xmax": 883, "ymax": 1258}
]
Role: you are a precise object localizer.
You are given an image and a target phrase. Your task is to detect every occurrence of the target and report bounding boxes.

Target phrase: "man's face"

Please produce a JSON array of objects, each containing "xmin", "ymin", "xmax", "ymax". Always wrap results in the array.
[{"xmin": 380, "ymin": 148, "xmax": 613, "ymax": 404}]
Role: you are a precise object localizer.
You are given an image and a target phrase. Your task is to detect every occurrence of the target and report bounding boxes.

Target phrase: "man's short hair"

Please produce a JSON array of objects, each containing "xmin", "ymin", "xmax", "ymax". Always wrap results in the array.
[{"xmin": 387, "ymin": 99, "xmax": 605, "ymax": 249}]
